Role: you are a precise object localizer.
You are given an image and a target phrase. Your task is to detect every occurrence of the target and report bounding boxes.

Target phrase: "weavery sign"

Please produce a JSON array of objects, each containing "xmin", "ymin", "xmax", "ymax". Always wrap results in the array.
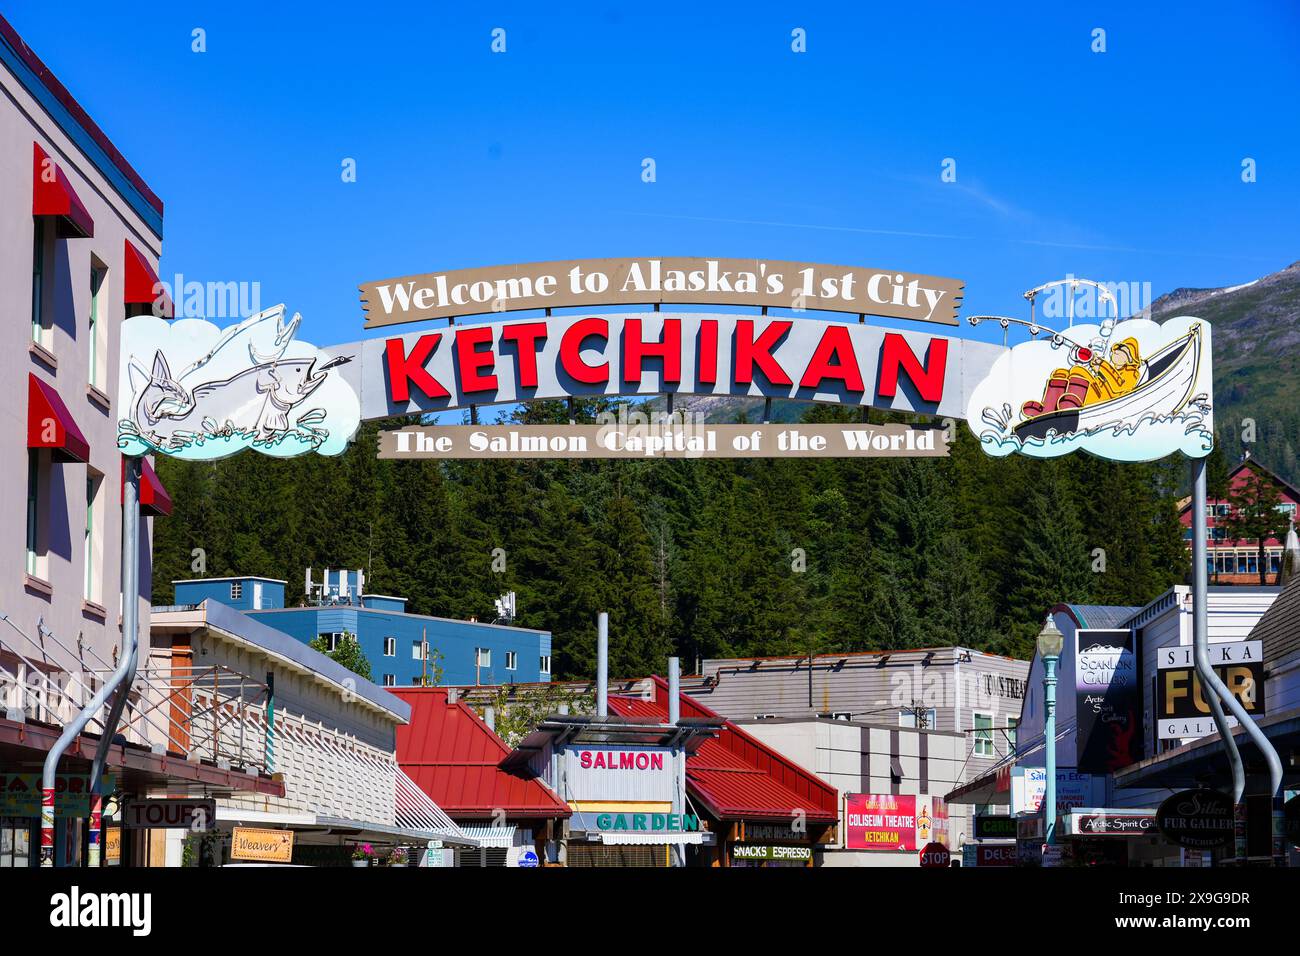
[
  {"xmin": 1075, "ymin": 628, "xmax": 1143, "ymax": 772},
  {"xmin": 230, "ymin": 826, "xmax": 294, "ymax": 863},
  {"xmin": 1155, "ymin": 641, "xmax": 1264, "ymax": 741},
  {"xmin": 117, "ymin": 305, "xmax": 360, "ymax": 460},
  {"xmin": 966, "ymin": 316, "xmax": 1213, "ymax": 461}
]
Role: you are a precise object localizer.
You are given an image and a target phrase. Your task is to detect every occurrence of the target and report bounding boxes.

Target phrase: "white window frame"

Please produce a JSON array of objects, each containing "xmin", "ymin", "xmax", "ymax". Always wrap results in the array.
[
  {"xmin": 412, "ymin": 640, "xmax": 425, "ymax": 661},
  {"xmin": 475, "ymin": 648, "xmax": 491, "ymax": 669},
  {"xmin": 25, "ymin": 450, "xmax": 48, "ymax": 580},
  {"xmin": 899, "ymin": 708, "xmax": 937, "ymax": 730},
  {"xmin": 83, "ymin": 471, "xmax": 105, "ymax": 604},
  {"xmin": 1006, "ymin": 716, "xmax": 1019, "ymax": 752},
  {"xmin": 382, "ymin": 674, "xmax": 396, "ymax": 687},
  {"xmin": 539, "ymin": 655, "xmax": 551, "ymax": 675},
  {"xmin": 383, "ymin": 637, "xmax": 396, "ymax": 657},
  {"xmin": 88, "ymin": 261, "xmax": 108, "ymax": 389},
  {"xmin": 973, "ymin": 711, "xmax": 994, "ymax": 757},
  {"xmin": 505, "ymin": 650, "xmax": 517, "ymax": 671},
  {"xmin": 230, "ymin": 581, "xmax": 243, "ymax": 601}
]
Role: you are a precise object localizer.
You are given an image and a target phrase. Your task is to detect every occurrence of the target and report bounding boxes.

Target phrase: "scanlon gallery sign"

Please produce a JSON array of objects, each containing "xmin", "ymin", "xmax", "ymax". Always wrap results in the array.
[{"xmin": 116, "ymin": 257, "xmax": 1214, "ymax": 464}]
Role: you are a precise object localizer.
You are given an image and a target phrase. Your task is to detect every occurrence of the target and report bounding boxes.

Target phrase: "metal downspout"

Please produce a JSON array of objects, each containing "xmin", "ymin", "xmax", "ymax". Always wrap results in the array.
[{"xmin": 41, "ymin": 456, "xmax": 142, "ymax": 866}]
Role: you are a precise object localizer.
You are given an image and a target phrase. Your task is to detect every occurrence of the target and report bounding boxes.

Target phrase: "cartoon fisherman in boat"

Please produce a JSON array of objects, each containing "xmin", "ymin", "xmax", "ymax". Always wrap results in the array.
[
  {"xmin": 1020, "ymin": 335, "xmax": 1143, "ymax": 419},
  {"xmin": 963, "ymin": 278, "xmax": 1214, "ymax": 460}
]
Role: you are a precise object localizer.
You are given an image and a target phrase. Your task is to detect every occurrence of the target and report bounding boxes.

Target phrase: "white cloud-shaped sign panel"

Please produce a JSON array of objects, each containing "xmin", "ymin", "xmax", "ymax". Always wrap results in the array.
[
  {"xmin": 117, "ymin": 305, "xmax": 361, "ymax": 460},
  {"xmin": 965, "ymin": 316, "xmax": 1214, "ymax": 462}
]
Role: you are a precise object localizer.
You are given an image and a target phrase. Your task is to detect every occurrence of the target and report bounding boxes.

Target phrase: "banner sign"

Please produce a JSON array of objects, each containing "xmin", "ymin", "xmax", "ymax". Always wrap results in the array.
[
  {"xmin": 731, "ymin": 844, "xmax": 812, "ymax": 862},
  {"xmin": 1075, "ymin": 628, "xmax": 1143, "ymax": 773},
  {"xmin": 975, "ymin": 843, "xmax": 1017, "ymax": 866},
  {"xmin": 379, "ymin": 422, "xmax": 947, "ymax": 460},
  {"xmin": 1011, "ymin": 768, "xmax": 1098, "ymax": 816},
  {"xmin": 358, "ymin": 257, "xmax": 966, "ymax": 329},
  {"xmin": 326, "ymin": 312, "xmax": 997, "ymax": 421},
  {"xmin": 1155, "ymin": 641, "xmax": 1264, "ymax": 740},
  {"xmin": 844, "ymin": 794, "xmax": 917, "ymax": 851},
  {"xmin": 118, "ymin": 306, "xmax": 360, "ymax": 460},
  {"xmin": 121, "ymin": 798, "xmax": 216, "ymax": 830},
  {"xmin": 231, "ymin": 826, "xmax": 294, "ymax": 863},
  {"xmin": 1064, "ymin": 808, "xmax": 1156, "ymax": 838},
  {"xmin": 966, "ymin": 316, "xmax": 1213, "ymax": 461},
  {"xmin": 1157, "ymin": 789, "xmax": 1235, "ymax": 848},
  {"xmin": 0, "ymin": 774, "xmax": 113, "ymax": 817},
  {"xmin": 974, "ymin": 815, "xmax": 1018, "ymax": 840}
]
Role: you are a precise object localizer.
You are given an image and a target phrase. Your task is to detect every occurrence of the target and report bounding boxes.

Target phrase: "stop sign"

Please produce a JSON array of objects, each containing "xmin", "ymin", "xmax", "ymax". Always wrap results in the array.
[{"xmin": 919, "ymin": 841, "xmax": 950, "ymax": 868}]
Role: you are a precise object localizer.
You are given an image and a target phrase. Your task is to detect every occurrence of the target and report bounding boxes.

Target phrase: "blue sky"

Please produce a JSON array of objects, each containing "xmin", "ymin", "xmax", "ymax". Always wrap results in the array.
[{"xmin": 10, "ymin": 1, "xmax": 1300, "ymax": 349}]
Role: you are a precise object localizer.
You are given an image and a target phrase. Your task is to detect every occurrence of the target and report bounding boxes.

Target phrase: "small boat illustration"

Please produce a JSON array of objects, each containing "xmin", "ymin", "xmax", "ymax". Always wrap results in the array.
[{"xmin": 1012, "ymin": 324, "xmax": 1202, "ymax": 442}]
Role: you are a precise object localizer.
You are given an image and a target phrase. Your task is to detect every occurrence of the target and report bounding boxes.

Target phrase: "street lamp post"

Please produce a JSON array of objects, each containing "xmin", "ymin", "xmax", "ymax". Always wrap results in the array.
[{"xmin": 1037, "ymin": 616, "xmax": 1064, "ymax": 850}]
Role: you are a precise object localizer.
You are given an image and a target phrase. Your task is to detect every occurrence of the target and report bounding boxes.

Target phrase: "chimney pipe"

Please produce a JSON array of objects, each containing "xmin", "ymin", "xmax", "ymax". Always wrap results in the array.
[
  {"xmin": 596, "ymin": 612, "xmax": 608, "ymax": 718},
  {"xmin": 668, "ymin": 657, "xmax": 680, "ymax": 725},
  {"xmin": 484, "ymin": 705, "xmax": 495, "ymax": 731}
]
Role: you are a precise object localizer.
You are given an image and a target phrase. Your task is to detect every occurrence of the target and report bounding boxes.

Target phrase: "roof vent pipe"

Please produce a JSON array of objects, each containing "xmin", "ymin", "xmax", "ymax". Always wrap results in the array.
[
  {"xmin": 596, "ymin": 612, "xmax": 608, "ymax": 718},
  {"xmin": 668, "ymin": 657, "xmax": 680, "ymax": 725}
]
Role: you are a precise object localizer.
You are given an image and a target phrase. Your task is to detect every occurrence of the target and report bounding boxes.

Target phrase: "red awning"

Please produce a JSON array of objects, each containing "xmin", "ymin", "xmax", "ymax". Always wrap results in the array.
[
  {"xmin": 121, "ymin": 457, "xmax": 173, "ymax": 517},
  {"xmin": 28, "ymin": 374, "xmax": 89, "ymax": 463},
  {"xmin": 123, "ymin": 239, "xmax": 173, "ymax": 318},
  {"xmin": 32, "ymin": 142, "xmax": 94, "ymax": 239}
]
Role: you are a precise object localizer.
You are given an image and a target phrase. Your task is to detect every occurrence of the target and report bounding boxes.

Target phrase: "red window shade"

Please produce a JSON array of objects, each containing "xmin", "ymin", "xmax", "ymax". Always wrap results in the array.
[
  {"xmin": 28, "ymin": 374, "xmax": 90, "ymax": 463},
  {"xmin": 32, "ymin": 142, "xmax": 94, "ymax": 239},
  {"xmin": 123, "ymin": 239, "xmax": 173, "ymax": 318},
  {"xmin": 121, "ymin": 457, "xmax": 173, "ymax": 517}
]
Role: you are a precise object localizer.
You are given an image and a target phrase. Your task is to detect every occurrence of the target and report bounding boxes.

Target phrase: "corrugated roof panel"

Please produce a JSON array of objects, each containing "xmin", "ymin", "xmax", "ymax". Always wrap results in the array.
[
  {"xmin": 606, "ymin": 680, "xmax": 839, "ymax": 823},
  {"xmin": 394, "ymin": 688, "xmax": 570, "ymax": 818}
]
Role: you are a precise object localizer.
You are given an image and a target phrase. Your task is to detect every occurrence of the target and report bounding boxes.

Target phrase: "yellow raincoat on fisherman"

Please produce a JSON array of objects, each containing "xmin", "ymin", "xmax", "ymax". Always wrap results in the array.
[{"xmin": 1083, "ymin": 337, "xmax": 1142, "ymax": 406}]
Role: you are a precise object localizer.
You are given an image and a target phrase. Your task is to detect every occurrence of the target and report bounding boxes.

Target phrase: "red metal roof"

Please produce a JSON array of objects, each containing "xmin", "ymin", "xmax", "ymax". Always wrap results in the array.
[
  {"xmin": 393, "ymin": 688, "xmax": 570, "ymax": 820},
  {"xmin": 607, "ymin": 677, "xmax": 839, "ymax": 824}
]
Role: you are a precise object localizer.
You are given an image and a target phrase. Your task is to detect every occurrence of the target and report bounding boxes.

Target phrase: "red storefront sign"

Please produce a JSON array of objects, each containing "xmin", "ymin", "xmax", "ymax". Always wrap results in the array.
[{"xmin": 845, "ymin": 794, "xmax": 917, "ymax": 851}]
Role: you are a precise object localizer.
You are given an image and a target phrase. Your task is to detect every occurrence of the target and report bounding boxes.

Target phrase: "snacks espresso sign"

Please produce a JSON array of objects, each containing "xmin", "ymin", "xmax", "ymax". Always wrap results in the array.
[{"xmin": 1156, "ymin": 789, "xmax": 1234, "ymax": 849}]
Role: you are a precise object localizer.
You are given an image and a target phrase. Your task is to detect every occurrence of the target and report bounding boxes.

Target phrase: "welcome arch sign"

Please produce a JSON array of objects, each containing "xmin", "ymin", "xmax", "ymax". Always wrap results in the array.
[{"xmin": 116, "ymin": 257, "xmax": 1214, "ymax": 464}]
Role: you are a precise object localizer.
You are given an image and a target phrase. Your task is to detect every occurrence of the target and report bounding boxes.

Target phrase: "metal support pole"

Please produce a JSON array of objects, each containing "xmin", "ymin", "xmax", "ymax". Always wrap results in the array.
[
  {"xmin": 1192, "ymin": 458, "xmax": 1250, "ymax": 862},
  {"xmin": 596, "ymin": 613, "xmax": 608, "ymax": 718},
  {"xmin": 44, "ymin": 456, "xmax": 142, "ymax": 867},
  {"xmin": 1043, "ymin": 654, "xmax": 1058, "ymax": 847},
  {"xmin": 668, "ymin": 658, "xmax": 680, "ymax": 725}
]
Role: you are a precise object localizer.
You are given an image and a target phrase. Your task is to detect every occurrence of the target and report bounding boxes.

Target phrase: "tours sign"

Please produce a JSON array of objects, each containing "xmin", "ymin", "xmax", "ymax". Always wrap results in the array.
[{"xmin": 117, "ymin": 259, "xmax": 1214, "ymax": 464}]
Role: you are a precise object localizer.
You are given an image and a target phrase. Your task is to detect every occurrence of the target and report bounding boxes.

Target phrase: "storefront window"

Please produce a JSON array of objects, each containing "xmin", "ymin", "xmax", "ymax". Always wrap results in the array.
[
  {"xmin": 974, "ymin": 713, "xmax": 993, "ymax": 756},
  {"xmin": 0, "ymin": 818, "xmax": 33, "ymax": 868}
]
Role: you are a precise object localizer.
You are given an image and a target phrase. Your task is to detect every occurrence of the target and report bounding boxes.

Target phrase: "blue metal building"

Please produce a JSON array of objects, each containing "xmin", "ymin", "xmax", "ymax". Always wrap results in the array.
[{"xmin": 173, "ymin": 569, "xmax": 552, "ymax": 688}]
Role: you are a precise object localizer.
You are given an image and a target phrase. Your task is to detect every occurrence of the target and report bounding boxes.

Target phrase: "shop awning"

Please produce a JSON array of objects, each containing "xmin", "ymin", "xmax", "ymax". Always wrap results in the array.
[
  {"xmin": 121, "ymin": 457, "xmax": 173, "ymax": 517},
  {"xmin": 28, "ymin": 374, "xmax": 89, "ymax": 463},
  {"xmin": 32, "ymin": 142, "xmax": 93, "ymax": 239},
  {"xmin": 123, "ymin": 238, "xmax": 173, "ymax": 318},
  {"xmin": 600, "ymin": 832, "xmax": 705, "ymax": 846},
  {"xmin": 454, "ymin": 824, "xmax": 516, "ymax": 848}
]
